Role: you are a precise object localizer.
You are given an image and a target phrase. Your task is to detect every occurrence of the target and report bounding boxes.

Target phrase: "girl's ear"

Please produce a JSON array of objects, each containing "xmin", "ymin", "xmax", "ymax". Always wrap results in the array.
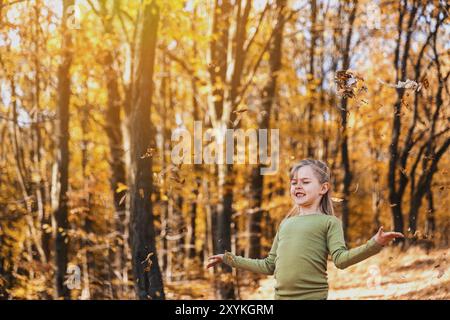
[{"xmin": 320, "ymin": 182, "xmax": 330, "ymax": 195}]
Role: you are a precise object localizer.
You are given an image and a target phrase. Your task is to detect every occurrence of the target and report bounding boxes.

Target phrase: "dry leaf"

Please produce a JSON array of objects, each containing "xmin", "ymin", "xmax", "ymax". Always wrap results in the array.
[
  {"xmin": 119, "ymin": 193, "xmax": 127, "ymax": 206},
  {"xmin": 378, "ymin": 78, "xmax": 422, "ymax": 92},
  {"xmin": 233, "ymin": 108, "xmax": 248, "ymax": 114},
  {"xmin": 142, "ymin": 252, "xmax": 154, "ymax": 272},
  {"xmin": 141, "ymin": 148, "xmax": 155, "ymax": 159},
  {"xmin": 335, "ymin": 70, "xmax": 365, "ymax": 99}
]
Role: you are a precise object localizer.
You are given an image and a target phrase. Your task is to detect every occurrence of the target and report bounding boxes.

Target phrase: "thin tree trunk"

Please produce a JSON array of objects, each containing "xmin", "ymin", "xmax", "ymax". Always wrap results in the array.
[
  {"xmin": 339, "ymin": 0, "xmax": 357, "ymax": 240},
  {"xmin": 306, "ymin": 0, "xmax": 317, "ymax": 158},
  {"xmin": 425, "ymin": 189, "xmax": 435, "ymax": 240}
]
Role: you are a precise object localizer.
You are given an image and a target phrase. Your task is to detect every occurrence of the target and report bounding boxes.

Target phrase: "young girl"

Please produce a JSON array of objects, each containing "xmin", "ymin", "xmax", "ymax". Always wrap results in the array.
[{"xmin": 207, "ymin": 159, "xmax": 404, "ymax": 300}]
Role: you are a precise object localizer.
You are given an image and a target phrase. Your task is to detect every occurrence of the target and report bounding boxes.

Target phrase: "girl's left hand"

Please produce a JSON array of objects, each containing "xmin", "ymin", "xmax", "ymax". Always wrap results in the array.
[{"xmin": 374, "ymin": 226, "xmax": 404, "ymax": 246}]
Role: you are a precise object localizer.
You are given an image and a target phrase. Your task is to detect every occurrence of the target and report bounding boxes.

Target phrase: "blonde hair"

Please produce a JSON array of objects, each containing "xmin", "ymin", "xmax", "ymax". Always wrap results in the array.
[{"xmin": 284, "ymin": 159, "xmax": 335, "ymax": 220}]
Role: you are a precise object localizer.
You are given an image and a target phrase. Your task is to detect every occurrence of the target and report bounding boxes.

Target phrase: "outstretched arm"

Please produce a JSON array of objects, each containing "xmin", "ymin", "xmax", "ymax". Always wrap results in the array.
[
  {"xmin": 327, "ymin": 217, "xmax": 404, "ymax": 270},
  {"xmin": 206, "ymin": 230, "xmax": 279, "ymax": 275}
]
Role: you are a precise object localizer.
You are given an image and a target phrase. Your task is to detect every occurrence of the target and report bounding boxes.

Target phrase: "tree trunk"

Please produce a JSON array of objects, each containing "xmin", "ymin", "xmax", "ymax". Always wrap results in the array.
[
  {"xmin": 129, "ymin": 1, "xmax": 164, "ymax": 300},
  {"xmin": 54, "ymin": 0, "xmax": 74, "ymax": 299},
  {"xmin": 247, "ymin": 0, "xmax": 286, "ymax": 259},
  {"xmin": 339, "ymin": 0, "xmax": 357, "ymax": 240},
  {"xmin": 103, "ymin": 41, "xmax": 128, "ymax": 299},
  {"xmin": 425, "ymin": 189, "xmax": 435, "ymax": 239},
  {"xmin": 306, "ymin": 0, "xmax": 317, "ymax": 158},
  {"xmin": 388, "ymin": 0, "xmax": 419, "ymax": 242}
]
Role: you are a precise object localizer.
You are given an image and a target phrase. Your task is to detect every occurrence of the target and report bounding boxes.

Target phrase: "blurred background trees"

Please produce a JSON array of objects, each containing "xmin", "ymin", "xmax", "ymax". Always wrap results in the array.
[{"xmin": 0, "ymin": 0, "xmax": 448, "ymax": 299}]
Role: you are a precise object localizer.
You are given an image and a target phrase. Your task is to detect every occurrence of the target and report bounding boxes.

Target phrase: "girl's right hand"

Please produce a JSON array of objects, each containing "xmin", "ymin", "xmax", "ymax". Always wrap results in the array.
[{"xmin": 206, "ymin": 254, "xmax": 224, "ymax": 268}]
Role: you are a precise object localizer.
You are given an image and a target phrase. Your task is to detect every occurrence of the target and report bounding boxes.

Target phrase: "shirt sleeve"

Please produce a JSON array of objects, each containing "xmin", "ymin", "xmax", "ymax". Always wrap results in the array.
[
  {"xmin": 327, "ymin": 217, "xmax": 384, "ymax": 270},
  {"xmin": 222, "ymin": 228, "xmax": 279, "ymax": 275}
]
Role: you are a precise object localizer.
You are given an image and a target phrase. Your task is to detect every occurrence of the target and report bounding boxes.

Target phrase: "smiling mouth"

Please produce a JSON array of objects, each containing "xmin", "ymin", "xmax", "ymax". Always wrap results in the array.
[{"xmin": 295, "ymin": 192, "xmax": 306, "ymax": 198}]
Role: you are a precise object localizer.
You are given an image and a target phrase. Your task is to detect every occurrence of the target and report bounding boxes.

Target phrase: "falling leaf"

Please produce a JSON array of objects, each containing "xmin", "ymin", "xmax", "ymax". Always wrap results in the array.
[
  {"xmin": 142, "ymin": 252, "xmax": 154, "ymax": 272},
  {"xmin": 331, "ymin": 197, "xmax": 344, "ymax": 202},
  {"xmin": 390, "ymin": 203, "xmax": 397, "ymax": 207},
  {"xmin": 141, "ymin": 148, "xmax": 155, "ymax": 159},
  {"xmin": 116, "ymin": 182, "xmax": 128, "ymax": 193},
  {"xmin": 118, "ymin": 193, "xmax": 127, "ymax": 206},
  {"xmin": 232, "ymin": 108, "xmax": 248, "ymax": 114},
  {"xmin": 229, "ymin": 113, "xmax": 243, "ymax": 128},
  {"xmin": 352, "ymin": 183, "xmax": 359, "ymax": 193},
  {"xmin": 335, "ymin": 70, "xmax": 365, "ymax": 99},
  {"xmin": 413, "ymin": 230, "xmax": 422, "ymax": 239},
  {"xmin": 378, "ymin": 78, "xmax": 422, "ymax": 92},
  {"xmin": 139, "ymin": 188, "xmax": 145, "ymax": 198}
]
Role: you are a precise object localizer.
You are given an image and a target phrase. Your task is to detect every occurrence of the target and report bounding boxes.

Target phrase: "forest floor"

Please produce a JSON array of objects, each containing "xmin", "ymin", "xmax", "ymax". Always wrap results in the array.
[{"xmin": 165, "ymin": 246, "xmax": 449, "ymax": 300}]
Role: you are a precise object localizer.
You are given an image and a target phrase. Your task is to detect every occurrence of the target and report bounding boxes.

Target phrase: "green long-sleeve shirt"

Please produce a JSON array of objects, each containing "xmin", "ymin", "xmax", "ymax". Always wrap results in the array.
[{"xmin": 223, "ymin": 213, "xmax": 384, "ymax": 300}]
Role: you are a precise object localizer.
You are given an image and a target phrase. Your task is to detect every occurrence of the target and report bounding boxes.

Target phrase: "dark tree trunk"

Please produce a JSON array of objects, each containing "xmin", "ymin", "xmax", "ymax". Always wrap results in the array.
[
  {"xmin": 214, "ymin": 163, "xmax": 235, "ymax": 299},
  {"xmin": 129, "ymin": 1, "xmax": 164, "ymax": 300},
  {"xmin": 188, "ymin": 73, "xmax": 202, "ymax": 260},
  {"xmin": 339, "ymin": 0, "xmax": 357, "ymax": 240},
  {"xmin": 104, "ymin": 42, "xmax": 128, "ymax": 300},
  {"xmin": 54, "ymin": 0, "xmax": 74, "ymax": 299},
  {"xmin": 388, "ymin": 0, "xmax": 418, "ymax": 242},
  {"xmin": 425, "ymin": 189, "xmax": 435, "ymax": 239}
]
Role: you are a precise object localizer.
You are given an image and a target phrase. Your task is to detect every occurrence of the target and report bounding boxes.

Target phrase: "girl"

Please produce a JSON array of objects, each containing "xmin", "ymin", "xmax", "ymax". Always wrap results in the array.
[{"xmin": 207, "ymin": 159, "xmax": 404, "ymax": 300}]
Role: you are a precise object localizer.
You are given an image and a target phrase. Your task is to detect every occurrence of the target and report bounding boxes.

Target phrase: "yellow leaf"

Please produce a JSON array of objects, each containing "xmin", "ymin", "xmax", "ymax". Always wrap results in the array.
[{"xmin": 116, "ymin": 182, "xmax": 128, "ymax": 193}]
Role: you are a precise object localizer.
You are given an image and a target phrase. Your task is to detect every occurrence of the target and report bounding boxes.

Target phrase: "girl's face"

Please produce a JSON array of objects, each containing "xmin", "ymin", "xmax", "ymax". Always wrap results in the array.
[{"xmin": 290, "ymin": 165, "xmax": 329, "ymax": 207}]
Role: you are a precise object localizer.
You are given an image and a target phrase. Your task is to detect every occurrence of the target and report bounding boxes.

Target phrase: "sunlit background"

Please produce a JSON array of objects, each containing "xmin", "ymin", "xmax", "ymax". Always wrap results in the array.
[{"xmin": 0, "ymin": 0, "xmax": 448, "ymax": 300}]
